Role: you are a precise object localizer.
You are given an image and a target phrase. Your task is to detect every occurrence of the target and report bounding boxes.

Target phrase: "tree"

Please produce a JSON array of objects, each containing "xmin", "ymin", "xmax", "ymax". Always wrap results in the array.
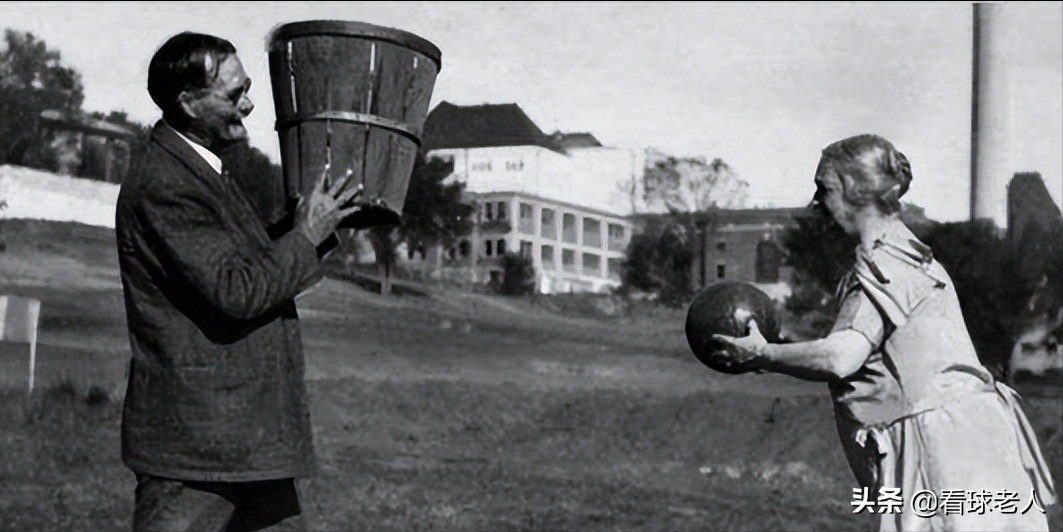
[
  {"xmin": 396, "ymin": 153, "xmax": 475, "ymax": 266},
  {"xmin": 338, "ymin": 151, "xmax": 474, "ymax": 295},
  {"xmin": 0, "ymin": 29, "xmax": 85, "ymax": 165},
  {"xmin": 621, "ymin": 213, "xmax": 702, "ymax": 308},
  {"xmin": 641, "ymin": 149, "xmax": 749, "ymax": 213}
]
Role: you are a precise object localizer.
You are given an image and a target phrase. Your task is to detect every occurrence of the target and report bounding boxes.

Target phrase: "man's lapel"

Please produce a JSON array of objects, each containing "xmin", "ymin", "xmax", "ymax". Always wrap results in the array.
[{"xmin": 151, "ymin": 121, "xmax": 222, "ymax": 182}]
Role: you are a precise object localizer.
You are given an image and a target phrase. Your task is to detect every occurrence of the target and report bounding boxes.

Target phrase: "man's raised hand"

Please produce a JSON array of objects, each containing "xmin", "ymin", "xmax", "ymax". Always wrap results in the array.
[{"xmin": 295, "ymin": 167, "xmax": 365, "ymax": 246}]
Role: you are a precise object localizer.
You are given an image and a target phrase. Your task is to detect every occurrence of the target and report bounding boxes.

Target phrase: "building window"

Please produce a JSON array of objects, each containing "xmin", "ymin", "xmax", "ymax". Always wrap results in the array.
[
  {"xmin": 459, "ymin": 240, "xmax": 470, "ymax": 258},
  {"xmin": 541, "ymin": 208, "xmax": 557, "ymax": 240},
  {"xmin": 755, "ymin": 240, "xmax": 783, "ymax": 283},
  {"xmin": 562, "ymin": 213, "xmax": 578, "ymax": 244},
  {"xmin": 582, "ymin": 253, "xmax": 601, "ymax": 277},
  {"xmin": 518, "ymin": 202, "xmax": 535, "ymax": 234},
  {"xmin": 496, "ymin": 201, "xmax": 508, "ymax": 221},
  {"xmin": 485, "ymin": 240, "xmax": 493, "ymax": 256},
  {"xmin": 716, "ymin": 263, "xmax": 726, "ymax": 279},
  {"xmin": 497, "ymin": 239, "xmax": 507, "ymax": 255},
  {"xmin": 716, "ymin": 241, "xmax": 726, "ymax": 251},
  {"xmin": 607, "ymin": 223, "xmax": 626, "ymax": 251},
  {"xmin": 520, "ymin": 240, "xmax": 533, "ymax": 258},
  {"xmin": 541, "ymin": 244, "xmax": 555, "ymax": 270},
  {"xmin": 484, "ymin": 202, "xmax": 494, "ymax": 221},
  {"xmin": 561, "ymin": 248, "xmax": 577, "ymax": 273},
  {"xmin": 607, "ymin": 257, "xmax": 622, "ymax": 280},
  {"xmin": 583, "ymin": 218, "xmax": 602, "ymax": 248}
]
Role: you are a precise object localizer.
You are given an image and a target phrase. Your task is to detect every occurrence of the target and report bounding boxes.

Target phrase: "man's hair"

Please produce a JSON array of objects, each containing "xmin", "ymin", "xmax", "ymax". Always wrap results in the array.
[{"xmin": 147, "ymin": 32, "xmax": 237, "ymax": 116}]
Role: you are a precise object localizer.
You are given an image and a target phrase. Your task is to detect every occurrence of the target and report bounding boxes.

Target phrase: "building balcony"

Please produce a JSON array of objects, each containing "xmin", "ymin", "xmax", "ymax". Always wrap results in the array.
[{"xmin": 479, "ymin": 219, "xmax": 512, "ymax": 234}]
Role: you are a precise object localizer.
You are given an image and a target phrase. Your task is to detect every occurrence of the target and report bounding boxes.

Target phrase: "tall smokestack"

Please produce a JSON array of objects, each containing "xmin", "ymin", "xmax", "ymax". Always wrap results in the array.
[{"xmin": 970, "ymin": 2, "xmax": 1011, "ymax": 226}]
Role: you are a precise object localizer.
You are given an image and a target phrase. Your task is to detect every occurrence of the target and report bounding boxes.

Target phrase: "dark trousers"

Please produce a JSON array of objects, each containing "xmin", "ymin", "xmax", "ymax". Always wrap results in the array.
[{"xmin": 132, "ymin": 474, "xmax": 305, "ymax": 532}]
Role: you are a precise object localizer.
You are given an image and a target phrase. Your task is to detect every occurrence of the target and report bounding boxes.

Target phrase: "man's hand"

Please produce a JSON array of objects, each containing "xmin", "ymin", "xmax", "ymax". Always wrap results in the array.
[{"xmin": 295, "ymin": 167, "xmax": 365, "ymax": 246}]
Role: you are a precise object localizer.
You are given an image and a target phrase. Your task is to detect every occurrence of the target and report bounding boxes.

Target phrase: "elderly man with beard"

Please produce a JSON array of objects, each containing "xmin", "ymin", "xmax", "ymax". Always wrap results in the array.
[{"xmin": 115, "ymin": 32, "xmax": 364, "ymax": 532}]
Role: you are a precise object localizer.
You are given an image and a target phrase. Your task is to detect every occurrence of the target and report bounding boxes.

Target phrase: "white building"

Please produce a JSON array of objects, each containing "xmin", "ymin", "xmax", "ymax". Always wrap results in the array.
[{"xmin": 423, "ymin": 102, "xmax": 643, "ymax": 293}]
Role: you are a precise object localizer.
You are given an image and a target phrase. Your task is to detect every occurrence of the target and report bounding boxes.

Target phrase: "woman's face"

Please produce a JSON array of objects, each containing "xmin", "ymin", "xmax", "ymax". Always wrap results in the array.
[{"xmin": 815, "ymin": 171, "xmax": 858, "ymax": 234}]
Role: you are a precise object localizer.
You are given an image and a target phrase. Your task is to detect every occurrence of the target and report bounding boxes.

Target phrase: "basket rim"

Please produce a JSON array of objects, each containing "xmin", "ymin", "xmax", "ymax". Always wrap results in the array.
[{"xmin": 267, "ymin": 19, "xmax": 442, "ymax": 71}]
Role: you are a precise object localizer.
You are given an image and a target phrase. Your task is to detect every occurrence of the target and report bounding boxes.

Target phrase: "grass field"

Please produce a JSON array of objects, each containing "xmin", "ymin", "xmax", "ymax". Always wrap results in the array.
[{"xmin": 0, "ymin": 218, "xmax": 1059, "ymax": 532}]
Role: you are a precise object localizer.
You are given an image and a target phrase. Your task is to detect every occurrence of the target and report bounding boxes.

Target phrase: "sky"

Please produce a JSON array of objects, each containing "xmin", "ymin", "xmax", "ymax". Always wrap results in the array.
[{"xmin": 3, "ymin": 1, "xmax": 1061, "ymax": 223}]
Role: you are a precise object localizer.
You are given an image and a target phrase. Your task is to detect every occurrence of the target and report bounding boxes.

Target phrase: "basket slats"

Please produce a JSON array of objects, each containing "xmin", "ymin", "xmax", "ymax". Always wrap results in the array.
[{"xmin": 268, "ymin": 20, "xmax": 440, "ymax": 228}]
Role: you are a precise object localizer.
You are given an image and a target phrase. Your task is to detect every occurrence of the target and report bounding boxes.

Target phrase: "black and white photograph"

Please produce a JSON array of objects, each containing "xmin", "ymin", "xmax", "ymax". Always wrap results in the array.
[{"xmin": 0, "ymin": 2, "xmax": 1060, "ymax": 531}]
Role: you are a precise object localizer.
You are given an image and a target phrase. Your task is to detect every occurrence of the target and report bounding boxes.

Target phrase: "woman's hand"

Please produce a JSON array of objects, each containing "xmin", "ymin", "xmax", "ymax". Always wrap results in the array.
[{"xmin": 711, "ymin": 319, "xmax": 771, "ymax": 374}]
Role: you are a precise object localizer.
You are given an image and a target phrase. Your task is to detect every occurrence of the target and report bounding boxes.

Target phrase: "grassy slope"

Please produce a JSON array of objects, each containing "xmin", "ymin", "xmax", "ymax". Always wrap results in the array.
[{"xmin": 0, "ymin": 218, "xmax": 1058, "ymax": 532}]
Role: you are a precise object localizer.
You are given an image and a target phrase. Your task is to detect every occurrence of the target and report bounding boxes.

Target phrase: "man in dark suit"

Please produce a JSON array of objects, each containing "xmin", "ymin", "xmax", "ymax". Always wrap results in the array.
[{"xmin": 115, "ymin": 32, "xmax": 364, "ymax": 532}]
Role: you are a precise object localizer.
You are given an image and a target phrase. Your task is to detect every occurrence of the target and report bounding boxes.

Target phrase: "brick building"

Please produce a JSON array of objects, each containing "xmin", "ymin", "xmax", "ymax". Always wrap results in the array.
[{"xmin": 693, "ymin": 207, "xmax": 806, "ymax": 293}]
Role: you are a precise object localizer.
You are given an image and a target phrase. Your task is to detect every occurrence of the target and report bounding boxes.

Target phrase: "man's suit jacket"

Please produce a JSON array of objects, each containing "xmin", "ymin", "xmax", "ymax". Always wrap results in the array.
[{"xmin": 115, "ymin": 121, "xmax": 320, "ymax": 482}]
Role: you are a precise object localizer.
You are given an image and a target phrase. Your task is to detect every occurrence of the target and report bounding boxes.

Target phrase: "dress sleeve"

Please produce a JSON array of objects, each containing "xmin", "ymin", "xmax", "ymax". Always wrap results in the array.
[
  {"xmin": 851, "ymin": 247, "xmax": 945, "ymax": 328},
  {"xmin": 831, "ymin": 286, "xmax": 886, "ymax": 350}
]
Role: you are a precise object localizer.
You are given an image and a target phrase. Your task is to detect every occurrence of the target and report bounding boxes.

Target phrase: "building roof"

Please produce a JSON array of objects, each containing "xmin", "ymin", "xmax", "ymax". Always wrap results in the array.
[
  {"xmin": 713, "ymin": 207, "xmax": 809, "ymax": 226},
  {"xmin": 422, "ymin": 101, "xmax": 565, "ymax": 153},
  {"xmin": 549, "ymin": 131, "xmax": 602, "ymax": 149},
  {"xmin": 39, "ymin": 110, "xmax": 139, "ymax": 140}
]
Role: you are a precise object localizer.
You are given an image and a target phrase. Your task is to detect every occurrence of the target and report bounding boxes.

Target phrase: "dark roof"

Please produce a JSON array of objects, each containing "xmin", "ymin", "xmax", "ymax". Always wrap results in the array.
[
  {"xmin": 422, "ymin": 101, "xmax": 564, "ymax": 153},
  {"xmin": 549, "ymin": 131, "xmax": 602, "ymax": 149},
  {"xmin": 713, "ymin": 207, "xmax": 809, "ymax": 226}
]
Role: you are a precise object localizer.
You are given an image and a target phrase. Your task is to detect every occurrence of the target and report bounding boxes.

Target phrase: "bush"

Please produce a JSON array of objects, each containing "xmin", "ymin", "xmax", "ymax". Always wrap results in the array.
[{"xmin": 499, "ymin": 253, "xmax": 535, "ymax": 296}]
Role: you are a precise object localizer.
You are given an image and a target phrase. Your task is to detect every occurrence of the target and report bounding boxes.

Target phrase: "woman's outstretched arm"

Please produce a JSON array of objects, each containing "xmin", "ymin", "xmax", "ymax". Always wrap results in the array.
[
  {"xmin": 714, "ymin": 322, "xmax": 874, "ymax": 382},
  {"xmin": 761, "ymin": 329, "xmax": 873, "ymax": 381}
]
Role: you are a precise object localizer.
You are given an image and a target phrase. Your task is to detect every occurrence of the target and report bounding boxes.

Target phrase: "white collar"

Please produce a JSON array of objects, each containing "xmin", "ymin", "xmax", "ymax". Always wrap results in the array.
[{"xmin": 164, "ymin": 121, "xmax": 223, "ymax": 176}]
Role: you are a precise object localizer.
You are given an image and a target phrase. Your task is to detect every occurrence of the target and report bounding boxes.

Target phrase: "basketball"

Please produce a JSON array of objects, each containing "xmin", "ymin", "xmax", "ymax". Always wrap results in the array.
[{"xmin": 684, "ymin": 281, "xmax": 781, "ymax": 373}]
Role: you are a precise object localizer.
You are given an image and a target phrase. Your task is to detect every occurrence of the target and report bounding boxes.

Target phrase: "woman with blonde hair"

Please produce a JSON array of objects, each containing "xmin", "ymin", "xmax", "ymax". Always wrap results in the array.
[{"xmin": 714, "ymin": 134, "xmax": 1056, "ymax": 531}]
